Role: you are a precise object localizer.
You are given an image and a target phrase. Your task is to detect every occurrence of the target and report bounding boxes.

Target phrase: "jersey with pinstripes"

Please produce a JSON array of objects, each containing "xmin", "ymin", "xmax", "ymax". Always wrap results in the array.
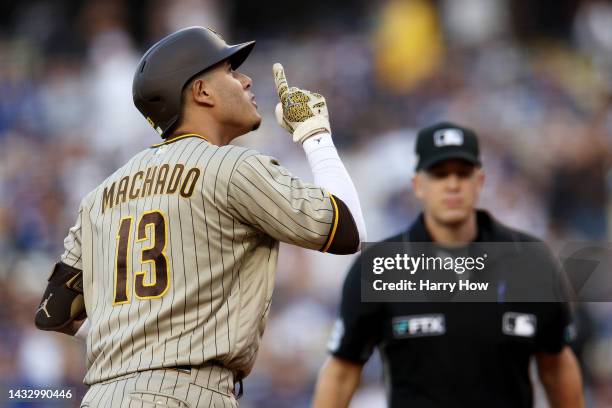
[{"xmin": 60, "ymin": 134, "xmax": 339, "ymax": 385}]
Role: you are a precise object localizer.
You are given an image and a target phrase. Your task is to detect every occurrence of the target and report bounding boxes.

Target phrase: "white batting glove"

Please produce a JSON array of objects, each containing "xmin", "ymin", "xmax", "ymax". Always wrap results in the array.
[{"xmin": 273, "ymin": 63, "xmax": 331, "ymax": 144}]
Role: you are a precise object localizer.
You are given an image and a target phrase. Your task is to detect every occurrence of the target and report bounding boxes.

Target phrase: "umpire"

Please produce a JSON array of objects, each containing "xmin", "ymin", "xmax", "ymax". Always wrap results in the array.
[{"xmin": 313, "ymin": 122, "xmax": 584, "ymax": 408}]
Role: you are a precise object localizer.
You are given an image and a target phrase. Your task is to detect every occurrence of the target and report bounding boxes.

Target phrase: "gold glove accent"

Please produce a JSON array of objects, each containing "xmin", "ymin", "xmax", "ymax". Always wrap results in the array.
[{"xmin": 273, "ymin": 63, "xmax": 331, "ymax": 143}]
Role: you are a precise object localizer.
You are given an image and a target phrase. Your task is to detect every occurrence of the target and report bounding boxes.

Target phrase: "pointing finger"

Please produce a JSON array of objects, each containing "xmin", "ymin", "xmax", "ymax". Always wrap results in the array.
[{"xmin": 273, "ymin": 63, "xmax": 289, "ymax": 101}]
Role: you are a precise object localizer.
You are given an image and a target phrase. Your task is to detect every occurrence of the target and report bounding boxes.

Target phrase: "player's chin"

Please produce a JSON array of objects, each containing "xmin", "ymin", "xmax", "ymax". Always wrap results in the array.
[{"xmin": 250, "ymin": 114, "xmax": 262, "ymax": 131}]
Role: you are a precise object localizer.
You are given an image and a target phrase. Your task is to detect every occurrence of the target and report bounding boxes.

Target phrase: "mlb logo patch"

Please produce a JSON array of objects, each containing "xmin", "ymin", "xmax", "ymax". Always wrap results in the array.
[
  {"xmin": 392, "ymin": 314, "xmax": 446, "ymax": 338},
  {"xmin": 433, "ymin": 128, "xmax": 464, "ymax": 147},
  {"xmin": 502, "ymin": 312, "xmax": 537, "ymax": 337},
  {"xmin": 327, "ymin": 319, "xmax": 345, "ymax": 352}
]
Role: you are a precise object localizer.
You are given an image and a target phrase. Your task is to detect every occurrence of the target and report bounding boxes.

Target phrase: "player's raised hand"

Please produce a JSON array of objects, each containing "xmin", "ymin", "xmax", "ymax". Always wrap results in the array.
[{"xmin": 272, "ymin": 63, "xmax": 330, "ymax": 143}]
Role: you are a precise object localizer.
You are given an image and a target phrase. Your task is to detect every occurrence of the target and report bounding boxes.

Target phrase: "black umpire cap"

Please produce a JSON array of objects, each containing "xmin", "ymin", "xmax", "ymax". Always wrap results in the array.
[{"xmin": 415, "ymin": 122, "xmax": 481, "ymax": 171}]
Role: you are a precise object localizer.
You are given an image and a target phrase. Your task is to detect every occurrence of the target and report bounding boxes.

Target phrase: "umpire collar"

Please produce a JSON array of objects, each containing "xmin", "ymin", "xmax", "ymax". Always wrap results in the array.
[{"xmin": 406, "ymin": 210, "xmax": 514, "ymax": 243}]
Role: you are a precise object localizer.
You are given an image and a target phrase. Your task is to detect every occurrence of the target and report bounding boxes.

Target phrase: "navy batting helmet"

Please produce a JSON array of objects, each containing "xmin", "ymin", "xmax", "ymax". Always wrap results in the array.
[{"xmin": 133, "ymin": 26, "xmax": 255, "ymax": 138}]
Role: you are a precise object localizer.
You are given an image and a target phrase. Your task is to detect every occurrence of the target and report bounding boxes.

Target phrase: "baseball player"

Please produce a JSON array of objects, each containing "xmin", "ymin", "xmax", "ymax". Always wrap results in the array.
[
  {"xmin": 313, "ymin": 122, "xmax": 584, "ymax": 408},
  {"xmin": 34, "ymin": 26, "xmax": 366, "ymax": 407}
]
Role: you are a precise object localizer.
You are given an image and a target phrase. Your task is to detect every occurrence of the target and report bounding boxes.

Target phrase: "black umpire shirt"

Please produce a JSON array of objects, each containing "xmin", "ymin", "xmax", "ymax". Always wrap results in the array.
[{"xmin": 329, "ymin": 210, "xmax": 572, "ymax": 408}]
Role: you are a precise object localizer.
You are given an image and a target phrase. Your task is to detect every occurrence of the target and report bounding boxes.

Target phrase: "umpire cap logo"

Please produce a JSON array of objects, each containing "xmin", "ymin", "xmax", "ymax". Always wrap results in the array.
[{"xmin": 433, "ymin": 128, "xmax": 464, "ymax": 147}]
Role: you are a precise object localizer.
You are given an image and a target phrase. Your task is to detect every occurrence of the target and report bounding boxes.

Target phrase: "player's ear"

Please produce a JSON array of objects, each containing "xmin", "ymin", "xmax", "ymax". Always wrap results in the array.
[{"xmin": 190, "ymin": 77, "xmax": 215, "ymax": 107}]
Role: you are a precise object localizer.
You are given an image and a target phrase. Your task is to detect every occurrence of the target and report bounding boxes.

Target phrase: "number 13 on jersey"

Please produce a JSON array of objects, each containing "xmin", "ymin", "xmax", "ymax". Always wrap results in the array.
[{"xmin": 114, "ymin": 210, "xmax": 170, "ymax": 305}]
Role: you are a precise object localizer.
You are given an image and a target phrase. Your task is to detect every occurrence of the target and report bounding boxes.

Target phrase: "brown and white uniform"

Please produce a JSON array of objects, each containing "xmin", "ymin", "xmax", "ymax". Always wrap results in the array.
[{"xmin": 58, "ymin": 134, "xmax": 356, "ymax": 407}]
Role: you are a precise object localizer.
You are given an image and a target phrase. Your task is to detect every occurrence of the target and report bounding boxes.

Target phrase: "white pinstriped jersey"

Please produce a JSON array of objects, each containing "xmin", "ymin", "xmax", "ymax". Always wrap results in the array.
[{"xmin": 60, "ymin": 134, "xmax": 339, "ymax": 385}]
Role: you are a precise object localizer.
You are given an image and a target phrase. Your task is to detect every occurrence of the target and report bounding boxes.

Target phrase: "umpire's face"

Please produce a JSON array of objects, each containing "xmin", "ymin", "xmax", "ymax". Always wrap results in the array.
[{"xmin": 412, "ymin": 159, "xmax": 484, "ymax": 225}]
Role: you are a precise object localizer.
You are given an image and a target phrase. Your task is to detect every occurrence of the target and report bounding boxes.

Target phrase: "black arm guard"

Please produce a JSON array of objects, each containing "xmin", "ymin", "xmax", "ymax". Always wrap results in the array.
[
  {"xmin": 34, "ymin": 262, "xmax": 86, "ymax": 331},
  {"xmin": 324, "ymin": 195, "xmax": 360, "ymax": 255}
]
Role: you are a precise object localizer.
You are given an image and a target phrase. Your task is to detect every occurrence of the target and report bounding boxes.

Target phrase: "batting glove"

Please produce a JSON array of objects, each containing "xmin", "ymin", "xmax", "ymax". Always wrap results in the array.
[{"xmin": 273, "ymin": 63, "xmax": 331, "ymax": 144}]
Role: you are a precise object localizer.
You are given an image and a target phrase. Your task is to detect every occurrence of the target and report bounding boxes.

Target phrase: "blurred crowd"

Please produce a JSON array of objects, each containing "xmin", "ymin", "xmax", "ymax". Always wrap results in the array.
[{"xmin": 0, "ymin": 0, "xmax": 611, "ymax": 406}]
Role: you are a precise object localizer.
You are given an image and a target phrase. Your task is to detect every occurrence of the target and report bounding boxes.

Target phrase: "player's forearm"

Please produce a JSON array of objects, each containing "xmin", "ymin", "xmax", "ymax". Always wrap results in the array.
[
  {"xmin": 312, "ymin": 357, "xmax": 361, "ymax": 408},
  {"xmin": 537, "ymin": 347, "xmax": 585, "ymax": 408},
  {"xmin": 271, "ymin": 63, "xmax": 366, "ymax": 242},
  {"xmin": 302, "ymin": 133, "xmax": 367, "ymax": 243}
]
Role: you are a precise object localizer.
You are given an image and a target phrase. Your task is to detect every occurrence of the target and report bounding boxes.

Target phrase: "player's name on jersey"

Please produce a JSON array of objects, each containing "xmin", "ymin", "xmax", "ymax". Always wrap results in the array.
[{"xmin": 103, "ymin": 164, "xmax": 200, "ymax": 213}]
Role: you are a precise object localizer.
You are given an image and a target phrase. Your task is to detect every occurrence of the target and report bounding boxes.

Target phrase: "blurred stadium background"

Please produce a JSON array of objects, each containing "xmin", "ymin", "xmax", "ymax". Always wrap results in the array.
[{"xmin": 0, "ymin": 0, "xmax": 611, "ymax": 406}]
